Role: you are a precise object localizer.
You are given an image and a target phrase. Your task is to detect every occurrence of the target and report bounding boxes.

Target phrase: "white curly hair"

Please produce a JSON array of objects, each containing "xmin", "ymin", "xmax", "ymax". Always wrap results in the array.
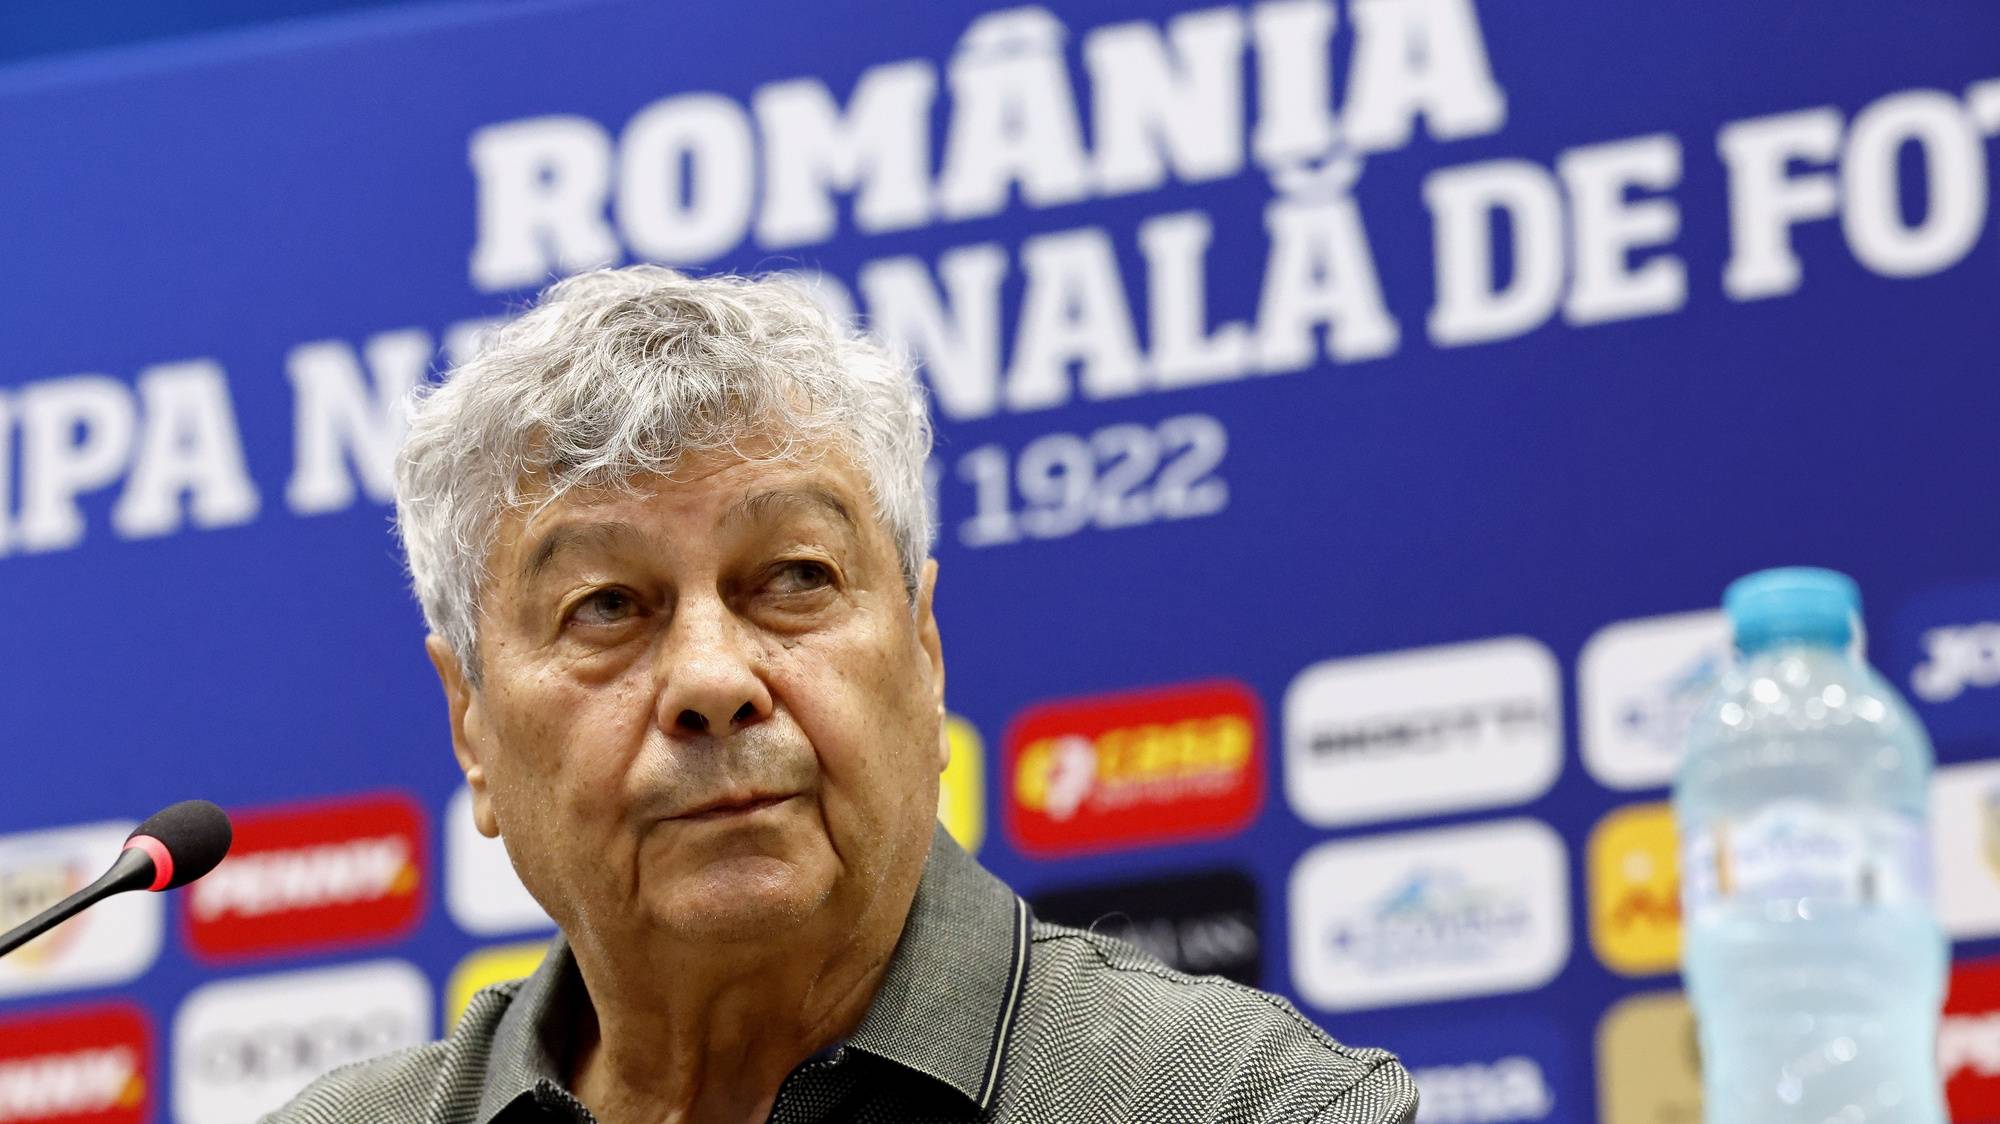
[{"xmin": 394, "ymin": 265, "xmax": 935, "ymax": 684}]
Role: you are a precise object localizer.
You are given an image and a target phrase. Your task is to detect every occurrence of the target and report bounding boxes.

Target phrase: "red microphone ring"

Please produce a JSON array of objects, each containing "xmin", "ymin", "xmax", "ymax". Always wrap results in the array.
[{"xmin": 123, "ymin": 836, "xmax": 174, "ymax": 892}]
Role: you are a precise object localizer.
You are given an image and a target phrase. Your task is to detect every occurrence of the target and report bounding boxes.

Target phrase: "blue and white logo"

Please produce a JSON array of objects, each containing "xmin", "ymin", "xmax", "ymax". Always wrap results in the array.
[
  {"xmin": 1327, "ymin": 868, "xmax": 1535, "ymax": 972},
  {"xmin": 1411, "ymin": 1054, "xmax": 1556, "ymax": 1124},
  {"xmin": 1289, "ymin": 818, "xmax": 1570, "ymax": 1011},
  {"xmin": 1890, "ymin": 582, "xmax": 2000, "ymax": 747},
  {"xmin": 1580, "ymin": 610, "xmax": 1731, "ymax": 790}
]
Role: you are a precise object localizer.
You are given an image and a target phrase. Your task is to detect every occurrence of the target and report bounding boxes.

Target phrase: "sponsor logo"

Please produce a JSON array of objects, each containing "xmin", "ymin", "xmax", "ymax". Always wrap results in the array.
[
  {"xmin": 1410, "ymin": 1055, "xmax": 1554, "ymax": 1124},
  {"xmin": 1031, "ymin": 868, "xmax": 1260, "ymax": 984},
  {"xmin": 187, "ymin": 792, "xmax": 425, "ymax": 960},
  {"xmin": 1283, "ymin": 637, "xmax": 1561, "ymax": 827},
  {"xmin": 1914, "ymin": 622, "xmax": 2000, "ymax": 703},
  {"xmin": 446, "ymin": 942, "xmax": 553, "ymax": 1029},
  {"xmin": 1579, "ymin": 611, "xmax": 1731, "ymax": 791},
  {"xmin": 1004, "ymin": 680, "xmax": 1263, "ymax": 856},
  {"xmin": 1889, "ymin": 582, "xmax": 2000, "ymax": 743},
  {"xmin": 0, "ymin": 823, "xmax": 160, "ymax": 999},
  {"xmin": 0, "ymin": 1004, "xmax": 151, "ymax": 1124},
  {"xmin": 1596, "ymin": 991, "xmax": 1701, "ymax": 1124},
  {"xmin": 444, "ymin": 787, "xmax": 552, "ymax": 937},
  {"xmin": 1288, "ymin": 818, "xmax": 1569, "ymax": 1011},
  {"xmin": 172, "ymin": 960, "xmax": 430, "ymax": 1124},
  {"xmin": 1944, "ymin": 957, "xmax": 2000, "ymax": 1121},
  {"xmin": 1392, "ymin": 1012, "xmax": 1572, "ymax": 1124},
  {"xmin": 940, "ymin": 715, "xmax": 985, "ymax": 854},
  {"xmin": 1985, "ymin": 787, "xmax": 2000, "ymax": 885},
  {"xmin": 1587, "ymin": 803, "xmax": 1682, "ymax": 976},
  {"xmin": 1932, "ymin": 761, "xmax": 2000, "ymax": 940}
]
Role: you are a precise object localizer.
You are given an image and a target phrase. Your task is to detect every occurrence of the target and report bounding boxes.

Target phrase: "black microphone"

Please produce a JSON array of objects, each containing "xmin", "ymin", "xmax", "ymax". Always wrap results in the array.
[{"xmin": 0, "ymin": 799, "xmax": 233, "ymax": 960}]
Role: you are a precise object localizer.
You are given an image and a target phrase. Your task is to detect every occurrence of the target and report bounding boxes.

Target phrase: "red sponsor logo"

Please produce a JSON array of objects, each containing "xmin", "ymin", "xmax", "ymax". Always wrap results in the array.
[
  {"xmin": 1945, "ymin": 957, "xmax": 2000, "ymax": 1122},
  {"xmin": 0, "ymin": 1004, "xmax": 149, "ymax": 1124},
  {"xmin": 1005, "ymin": 680, "xmax": 1264, "ymax": 856},
  {"xmin": 185, "ymin": 792, "xmax": 425, "ymax": 961}
]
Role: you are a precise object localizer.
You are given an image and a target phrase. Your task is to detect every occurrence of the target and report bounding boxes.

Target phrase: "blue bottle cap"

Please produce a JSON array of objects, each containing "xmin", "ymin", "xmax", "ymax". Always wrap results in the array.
[{"xmin": 1723, "ymin": 567, "xmax": 1860, "ymax": 653}]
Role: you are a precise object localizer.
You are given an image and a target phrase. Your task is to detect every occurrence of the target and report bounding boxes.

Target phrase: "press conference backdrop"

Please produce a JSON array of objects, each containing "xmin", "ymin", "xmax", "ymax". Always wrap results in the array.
[{"xmin": 0, "ymin": 1, "xmax": 1996, "ymax": 1121}]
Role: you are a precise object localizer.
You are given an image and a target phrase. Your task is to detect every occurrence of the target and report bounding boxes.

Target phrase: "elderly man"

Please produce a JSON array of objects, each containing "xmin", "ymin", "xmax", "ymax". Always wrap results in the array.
[{"xmin": 268, "ymin": 267, "xmax": 1416, "ymax": 1124}]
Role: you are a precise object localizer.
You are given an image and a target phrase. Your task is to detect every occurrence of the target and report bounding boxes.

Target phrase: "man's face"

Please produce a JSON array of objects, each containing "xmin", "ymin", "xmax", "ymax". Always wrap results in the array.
[{"xmin": 431, "ymin": 449, "xmax": 947, "ymax": 947}]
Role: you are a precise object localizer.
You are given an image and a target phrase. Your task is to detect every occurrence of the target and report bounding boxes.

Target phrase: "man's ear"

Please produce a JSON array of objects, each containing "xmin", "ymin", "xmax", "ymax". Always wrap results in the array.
[
  {"xmin": 915, "ymin": 559, "xmax": 949, "ymax": 773},
  {"xmin": 426, "ymin": 635, "xmax": 498, "ymax": 838}
]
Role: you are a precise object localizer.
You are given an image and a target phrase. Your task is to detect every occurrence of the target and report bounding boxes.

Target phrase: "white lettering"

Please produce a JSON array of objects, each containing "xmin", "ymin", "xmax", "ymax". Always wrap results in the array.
[
  {"xmin": 1256, "ymin": 196, "xmax": 1399, "ymax": 369},
  {"xmin": 1718, "ymin": 107, "xmax": 1842, "ymax": 300},
  {"xmin": 1424, "ymin": 159, "xmax": 1564, "ymax": 346},
  {"xmin": 110, "ymin": 361, "xmax": 259, "ymax": 540},
  {"xmin": 1941, "ymin": 1012, "xmax": 2000, "ymax": 1078},
  {"xmin": 1341, "ymin": 0, "xmax": 1506, "ymax": 153},
  {"xmin": 1250, "ymin": 0, "xmax": 1339, "ymax": 168},
  {"xmin": 0, "ymin": 1048, "xmax": 135, "ymax": 1122},
  {"xmin": 191, "ymin": 837, "xmax": 411, "ymax": 920},
  {"xmin": 1084, "ymin": 8, "xmax": 1246, "ymax": 195},
  {"xmin": 17, "ymin": 376, "xmax": 135, "ymax": 554},
  {"xmin": 859, "ymin": 247, "xmax": 1008, "ymax": 420},
  {"xmin": 467, "ymin": 116, "xmax": 618, "ymax": 292},
  {"xmin": 0, "ymin": 394, "xmax": 11, "ymax": 555},
  {"xmin": 1559, "ymin": 133, "xmax": 1687, "ymax": 326},
  {"xmin": 617, "ymin": 94, "xmax": 755, "ymax": 264},
  {"xmin": 1140, "ymin": 211, "xmax": 1253, "ymax": 387},
  {"xmin": 1411, "ymin": 1055, "xmax": 1553, "ymax": 1124},
  {"xmin": 937, "ymin": 7, "xmax": 1091, "ymax": 219},
  {"xmin": 753, "ymin": 62, "xmax": 937, "ymax": 249},
  {"xmin": 1968, "ymin": 78, "xmax": 2000, "ymax": 135},
  {"xmin": 286, "ymin": 330, "xmax": 434, "ymax": 516},
  {"xmin": 1008, "ymin": 227, "xmax": 1147, "ymax": 411},
  {"xmin": 1912, "ymin": 622, "xmax": 2000, "ymax": 702},
  {"xmin": 1842, "ymin": 90, "xmax": 1989, "ymax": 279}
]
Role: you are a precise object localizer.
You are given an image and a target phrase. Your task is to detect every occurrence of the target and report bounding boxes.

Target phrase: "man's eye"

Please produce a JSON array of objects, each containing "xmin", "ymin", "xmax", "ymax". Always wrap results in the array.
[
  {"xmin": 570, "ymin": 588, "xmax": 639, "ymax": 626},
  {"xmin": 770, "ymin": 561, "xmax": 834, "ymax": 594}
]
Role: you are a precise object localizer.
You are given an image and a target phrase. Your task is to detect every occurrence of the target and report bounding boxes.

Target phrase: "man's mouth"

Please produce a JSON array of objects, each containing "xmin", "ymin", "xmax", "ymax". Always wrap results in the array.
[{"xmin": 677, "ymin": 793, "xmax": 794, "ymax": 821}]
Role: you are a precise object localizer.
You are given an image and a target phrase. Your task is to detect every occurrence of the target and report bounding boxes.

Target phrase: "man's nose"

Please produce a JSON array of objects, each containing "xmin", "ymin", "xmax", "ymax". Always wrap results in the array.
[{"xmin": 652, "ymin": 598, "xmax": 774, "ymax": 737}]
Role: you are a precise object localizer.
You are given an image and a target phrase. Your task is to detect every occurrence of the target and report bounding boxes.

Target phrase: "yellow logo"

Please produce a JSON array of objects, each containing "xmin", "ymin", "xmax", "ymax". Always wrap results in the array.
[
  {"xmin": 1597, "ymin": 991, "xmax": 1702, "ymax": 1124},
  {"xmin": 446, "ymin": 940, "xmax": 553, "ymax": 1029},
  {"xmin": 1587, "ymin": 802, "xmax": 1682, "ymax": 976},
  {"xmin": 940, "ymin": 716, "xmax": 985, "ymax": 853},
  {"xmin": 1982, "ymin": 784, "xmax": 2000, "ymax": 879}
]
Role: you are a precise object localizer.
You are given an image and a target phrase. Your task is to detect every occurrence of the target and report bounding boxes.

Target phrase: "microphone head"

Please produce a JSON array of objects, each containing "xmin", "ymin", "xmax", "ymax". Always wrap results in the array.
[{"xmin": 126, "ymin": 800, "xmax": 233, "ymax": 891}]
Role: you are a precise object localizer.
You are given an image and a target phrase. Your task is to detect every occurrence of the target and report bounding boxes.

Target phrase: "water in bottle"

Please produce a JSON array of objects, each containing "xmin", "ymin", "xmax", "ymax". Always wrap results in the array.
[{"xmin": 1674, "ymin": 567, "xmax": 1946, "ymax": 1123}]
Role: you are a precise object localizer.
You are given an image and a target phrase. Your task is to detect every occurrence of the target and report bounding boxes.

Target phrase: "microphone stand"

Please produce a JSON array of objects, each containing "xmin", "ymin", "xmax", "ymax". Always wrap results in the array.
[{"xmin": 0, "ymin": 848, "xmax": 154, "ymax": 960}]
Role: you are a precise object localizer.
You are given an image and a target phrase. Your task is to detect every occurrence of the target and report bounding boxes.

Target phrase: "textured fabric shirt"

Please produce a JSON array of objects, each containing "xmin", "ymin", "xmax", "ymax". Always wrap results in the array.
[{"xmin": 265, "ymin": 825, "xmax": 1416, "ymax": 1123}]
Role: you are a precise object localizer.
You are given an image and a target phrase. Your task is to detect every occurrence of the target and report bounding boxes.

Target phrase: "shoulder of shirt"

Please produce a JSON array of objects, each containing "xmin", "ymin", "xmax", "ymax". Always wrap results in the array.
[
  {"xmin": 258, "ymin": 979, "xmax": 528, "ymax": 1124},
  {"xmin": 1020, "ymin": 919, "xmax": 1417, "ymax": 1123},
  {"xmin": 1025, "ymin": 916, "xmax": 1363, "ymax": 1056}
]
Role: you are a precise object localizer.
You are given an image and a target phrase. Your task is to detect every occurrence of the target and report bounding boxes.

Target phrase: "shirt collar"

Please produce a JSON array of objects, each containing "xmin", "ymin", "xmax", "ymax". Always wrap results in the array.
[
  {"xmin": 845, "ymin": 822, "xmax": 1031, "ymax": 1109},
  {"xmin": 476, "ymin": 932, "xmax": 584, "ymax": 1124},
  {"xmin": 475, "ymin": 822, "xmax": 1031, "ymax": 1121}
]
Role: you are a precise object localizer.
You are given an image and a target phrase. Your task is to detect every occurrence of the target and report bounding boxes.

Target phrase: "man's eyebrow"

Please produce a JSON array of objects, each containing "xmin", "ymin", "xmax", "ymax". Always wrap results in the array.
[
  {"xmin": 724, "ymin": 488, "xmax": 858, "ymax": 532},
  {"xmin": 517, "ymin": 521, "xmax": 642, "ymax": 583}
]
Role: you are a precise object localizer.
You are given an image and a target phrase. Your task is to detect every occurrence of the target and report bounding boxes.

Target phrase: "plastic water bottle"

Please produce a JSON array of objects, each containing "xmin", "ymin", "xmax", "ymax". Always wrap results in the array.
[{"xmin": 1674, "ymin": 567, "xmax": 1946, "ymax": 1123}]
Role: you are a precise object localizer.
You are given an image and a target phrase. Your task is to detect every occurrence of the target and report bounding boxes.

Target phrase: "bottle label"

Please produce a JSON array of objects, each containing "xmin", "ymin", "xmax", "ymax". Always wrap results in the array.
[{"xmin": 1681, "ymin": 800, "xmax": 1931, "ymax": 924}]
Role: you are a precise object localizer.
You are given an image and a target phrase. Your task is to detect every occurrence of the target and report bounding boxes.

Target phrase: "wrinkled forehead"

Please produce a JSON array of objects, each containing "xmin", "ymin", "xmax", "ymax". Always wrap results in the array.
[{"xmin": 484, "ymin": 442, "xmax": 884, "ymax": 578}]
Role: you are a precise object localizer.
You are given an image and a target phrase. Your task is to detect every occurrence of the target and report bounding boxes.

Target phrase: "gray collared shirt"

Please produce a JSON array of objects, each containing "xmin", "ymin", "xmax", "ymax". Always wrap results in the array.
[{"xmin": 266, "ymin": 825, "xmax": 1416, "ymax": 1123}]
